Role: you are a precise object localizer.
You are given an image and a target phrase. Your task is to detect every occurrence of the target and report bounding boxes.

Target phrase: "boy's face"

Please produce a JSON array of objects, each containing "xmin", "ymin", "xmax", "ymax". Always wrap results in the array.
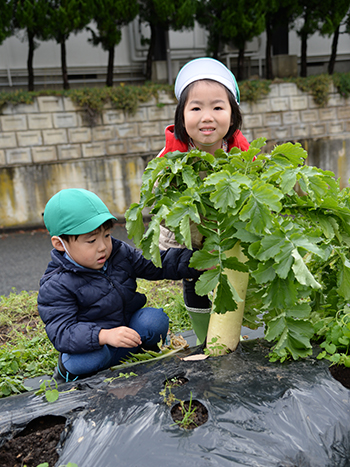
[{"xmin": 53, "ymin": 226, "xmax": 113, "ymax": 270}]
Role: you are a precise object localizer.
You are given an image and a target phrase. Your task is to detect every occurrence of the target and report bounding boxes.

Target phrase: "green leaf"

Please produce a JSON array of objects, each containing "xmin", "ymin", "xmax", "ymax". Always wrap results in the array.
[
  {"xmin": 166, "ymin": 199, "xmax": 200, "ymax": 230},
  {"xmin": 325, "ymin": 342, "xmax": 337, "ymax": 354},
  {"xmin": 181, "ymin": 165, "xmax": 198, "ymax": 188},
  {"xmin": 125, "ymin": 203, "xmax": 144, "ymax": 247},
  {"xmin": 270, "ymin": 142, "xmax": 307, "ymax": 166},
  {"xmin": 264, "ymin": 273, "xmax": 298, "ymax": 308},
  {"xmin": 337, "ymin": 252, "xmax": 350, "ymax": 300},
  {"xmin": 212, "ymin": 273, "xmax": 242, "ymax": 313},
  {"xmin": 338, "ymin": 336, "xmax": 350, "ymax": 346},
  {"xmin": 195, "ymin": 268, "xmax": 221, "ymax": 296},
  {"xmin": 265, "ymin": 314, "xmax": 285, "ymax": 341},
  {"xmin": 190, "ymin": 250, "xmax": 219, "ymax": 270},
  {"xmin": 290, "ymin": 233, "xmax": 325, "ymax": 258},
  {"xmin": 255, "ymin": 233, "xmax": 287, "ymax": 261},
  {"xmin": 242, "ymin": 147, "xmax": 262, "ymax": 162},
  {"xmin": 329, "ymin": 353, "xmax": 341, "ymax": 363},
  {"xmin": 249, "ymin": 137, "xmax": 266, "ymax": 150},
  {"xmin": 279, "ymin": 168, "xmax": 299, "ymax": 193},
  {"xmin": 140, "ymin": 209, "xmax": 169, "ymax": 266},
  {"xmin": 273, "ymin": 244, "xmax": 294, "ymax": 279},
  {"xmin": 268, "ymin": 316, "xmax": 314, "ymax": 360},
  {"xmin": 222, "ymin": 255, "xmax": 249, "ymax": 273},
  {"xmin": 45, "ymin": 388, "xmax": 59, "ymax": 403},
  {"xmin": 209, "ymin": 178, "xmax": 241, "ymax": 212},
  {"xmin": 291, "ymin": 249, "xmax": 321, "ymax": 289},
  {"xmin": 240, "ymin": 181, "xmax": 283, "ymax": 233},
  {"xmin": 285, "ymin": 302, "xmax": 311, "ymax": 319},
  {"xmin": 251, "ymin": 260, "xmax": 276, "ymax": 284},
  {"xmin": 233, "ymin": 224, "xmax": 260, "ymax": 243},
  {"xmin": 179, "ymin": 214, "xmax": 192, "ymax": 249}
]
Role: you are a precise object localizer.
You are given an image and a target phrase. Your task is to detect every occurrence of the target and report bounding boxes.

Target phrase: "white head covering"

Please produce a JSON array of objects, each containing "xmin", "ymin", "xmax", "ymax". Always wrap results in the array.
[{"xmin": 174, "ymin": 57, "xmax": 240, "ymax": 104}]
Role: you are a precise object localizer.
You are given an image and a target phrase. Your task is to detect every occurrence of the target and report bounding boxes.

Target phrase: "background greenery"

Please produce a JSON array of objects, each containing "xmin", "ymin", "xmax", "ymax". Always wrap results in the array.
[
  {"xmin": 0, "ymin": 72, "xmax": 349, "ymax": 121},
  {"xmin": 0, "ymin": 280, "xmax": 190, "ymax": 398},
  {"xmin": 0, "ymin": 0, "xmax": 349, "ymax": 91}
]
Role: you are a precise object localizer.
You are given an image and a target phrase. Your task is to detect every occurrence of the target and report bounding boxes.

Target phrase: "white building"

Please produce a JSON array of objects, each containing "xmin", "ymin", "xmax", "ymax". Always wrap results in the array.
[{"xmin": 0, "ymin": 18, "xmax": 349, "ymax": 90}]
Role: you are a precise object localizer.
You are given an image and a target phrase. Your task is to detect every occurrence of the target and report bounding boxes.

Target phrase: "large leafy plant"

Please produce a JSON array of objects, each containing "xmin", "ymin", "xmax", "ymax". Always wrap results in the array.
[{"xmin": 125, "ymin": 138, "xmax": 350, "ymax": 362}]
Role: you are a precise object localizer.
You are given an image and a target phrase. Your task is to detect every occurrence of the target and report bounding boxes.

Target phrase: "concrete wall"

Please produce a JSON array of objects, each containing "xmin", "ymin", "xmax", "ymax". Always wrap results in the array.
[{"xmin": 0, "ymin": 83, "xmax": 349, "ymax": 230}]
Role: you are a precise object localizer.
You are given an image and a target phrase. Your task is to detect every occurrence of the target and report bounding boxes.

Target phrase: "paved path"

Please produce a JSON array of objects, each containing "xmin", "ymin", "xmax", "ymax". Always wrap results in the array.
[{"xmin": 0, "ymin": 224, "xmax": 134, "ymax": 296}]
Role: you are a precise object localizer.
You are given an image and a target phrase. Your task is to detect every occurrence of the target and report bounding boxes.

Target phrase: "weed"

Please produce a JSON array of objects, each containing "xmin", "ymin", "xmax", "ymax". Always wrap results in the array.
[
  {"xmin": 291, "ymin": 74, "xmax": 332, "ymax": 106},
  {"xmin": 0, "ymin": 73, "xmax": 348, "ymax": 120},
  {"xmin": 35, "ymin": 378, "xmax": 60, "ymax": 403},
  {"xmin": 0, "ymin": 290, "xmax": 58, "ymax": 398},
  {"xmin": 332, "ymin": 72, "xmax": 350, "ymax": 99},
  {"xmin": 204, "ymin": 336, "xmax": 229, "ymax": 356},
  {"xmin": 0, "ymin": 281, "xmax": 188, "ymax": 398},
  {"xmin": 239, "ymin": 79, "xmax": 271, "ymax": 103},
  {"xmin": 103, "ymin": 372, "xmax": 137, "ymax": 383},
  {"xmin": 137, "ymin": 279, "xmax": 191, "ymax": 334},
  {"xmin": 160, "ymin": 380, "xmax": 198, "ymax": 429},
  {"xmin": 159, "ymin": 382, "xmax": 176, "ymax": 407},
  {"xmin": 174, "ymin": 392, "xmax": 198, "ymax": 430},
  {"xmin": 35, "ymin": 463, "xmax": 78, "ymax": 467},
  {"xmin": 34, "ymin": 378, "xmax": 78, "ymax": 403}
]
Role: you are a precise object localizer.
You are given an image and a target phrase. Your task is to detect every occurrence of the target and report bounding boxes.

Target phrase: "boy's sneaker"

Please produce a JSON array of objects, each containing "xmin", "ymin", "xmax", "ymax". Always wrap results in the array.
[{"xmin": 52, "ymin": 353, "xmax": 97, "ymax": 383}]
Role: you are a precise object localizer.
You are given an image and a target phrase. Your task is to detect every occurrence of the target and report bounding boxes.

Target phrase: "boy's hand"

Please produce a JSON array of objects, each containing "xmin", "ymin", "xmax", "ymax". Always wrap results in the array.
[{"xmin": 99, "ymin": 326, "xmax": 142, "ymax": 348}]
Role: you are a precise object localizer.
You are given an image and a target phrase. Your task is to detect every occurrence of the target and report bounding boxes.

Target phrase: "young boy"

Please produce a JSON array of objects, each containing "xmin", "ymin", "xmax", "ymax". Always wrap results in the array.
[{"xmin": 38, "ymin": 188, "xmax": 201, "ymax": 382}]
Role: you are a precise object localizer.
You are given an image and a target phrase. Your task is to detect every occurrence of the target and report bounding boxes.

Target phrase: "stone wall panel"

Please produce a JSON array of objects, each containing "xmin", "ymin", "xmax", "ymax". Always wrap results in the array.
[
  {"xmin": 0, "ymin": 85, "xmax": 349, "ymax": 230},
  {"xmin": 1, "ymin": 115, "xmax": 27, "ymax": 132}
]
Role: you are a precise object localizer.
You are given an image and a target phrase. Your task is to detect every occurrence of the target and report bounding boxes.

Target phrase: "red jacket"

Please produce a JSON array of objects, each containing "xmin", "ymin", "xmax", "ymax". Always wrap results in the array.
[{"xmin": 158, "ymin": 124, "xmax": 249, "ymax": 157}]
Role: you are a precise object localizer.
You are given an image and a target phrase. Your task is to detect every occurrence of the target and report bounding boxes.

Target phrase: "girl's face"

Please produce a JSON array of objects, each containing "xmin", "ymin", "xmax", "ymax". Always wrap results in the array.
[{"xmin": 183, "ymin": 80, "xmax": 232, "ymax": 155}]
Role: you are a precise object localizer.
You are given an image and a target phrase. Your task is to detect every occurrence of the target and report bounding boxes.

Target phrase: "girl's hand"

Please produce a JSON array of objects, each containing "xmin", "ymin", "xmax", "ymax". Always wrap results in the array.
[{"xmin": 99, "ymin": 326, "xmax": 142, "ymax": 348}]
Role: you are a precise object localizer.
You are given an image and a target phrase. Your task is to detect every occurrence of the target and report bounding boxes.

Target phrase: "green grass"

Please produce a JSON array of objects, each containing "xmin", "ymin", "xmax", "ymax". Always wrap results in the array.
[
  {"xmin": 0, "ymin": 280, "xmax": 190, "ymax": 398},
  {"xmin": 136, "ymin": 279, "xmax": 191, "ymax": 334}
]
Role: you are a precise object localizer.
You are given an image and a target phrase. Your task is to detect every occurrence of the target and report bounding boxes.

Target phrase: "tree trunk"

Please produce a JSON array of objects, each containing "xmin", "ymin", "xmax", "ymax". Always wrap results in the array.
[
  {"xmin": 61, "ymin": 40, "xmax": 70, "ymax": 90},
  {"xmin": 328, "ymin": 25, "xmax": 340, "ymax": 75},
  {"xmin": 300, "ymin": 10, "xmax": 308, "ymax": 78},
  {"xmin": 237, "ymin": 48, "xmax": 245, "ymax": 81},
  {"xmin": 165, "ymin": 29, "xmax": 172, "ymax": 85},
  {"xmin": 300, "ymin": 33, "xmax": 307, "ymax": 77},
  {"xmin": 27, "ymin": 29, "xmax": 35, "ymax": 91},
  {"xmin": 145, "ymin": 23, "xmax": 156, "ymax": 81},
  {"xmin": 265, "ymin": 17, "xmax": 274, "ymax": 80},
  {"xmin": 106, "ymin": 46, "xmax": 115, "ymax": 87}
]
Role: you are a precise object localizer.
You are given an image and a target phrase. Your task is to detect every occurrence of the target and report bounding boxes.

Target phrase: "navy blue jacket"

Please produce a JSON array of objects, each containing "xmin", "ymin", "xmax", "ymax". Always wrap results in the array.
[{"xmin": 38, "ymin": 238, "xmax": 200, "ymax": 354}]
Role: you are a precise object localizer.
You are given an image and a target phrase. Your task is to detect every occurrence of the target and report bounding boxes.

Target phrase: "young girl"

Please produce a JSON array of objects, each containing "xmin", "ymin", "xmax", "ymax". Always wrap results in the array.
[{"xmin": 158, "ymin": 57, "xmax": 250, "ymax": 345}]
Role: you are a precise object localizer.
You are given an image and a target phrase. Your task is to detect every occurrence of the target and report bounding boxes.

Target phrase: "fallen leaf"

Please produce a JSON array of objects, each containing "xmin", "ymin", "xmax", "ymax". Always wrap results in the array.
[{"xmin": 180, "ymin": 354, "xmax": 209, "ymax": 361}]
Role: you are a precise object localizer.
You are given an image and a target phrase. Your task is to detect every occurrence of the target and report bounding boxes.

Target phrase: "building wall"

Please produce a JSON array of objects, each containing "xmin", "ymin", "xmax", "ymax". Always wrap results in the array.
[
  {"xmin": 0, "ymin": 18, "xmax": 349, "ymax": 88},
  {"xmin": 0, "ymin": 83, "xmax": 349, "ymax": 230}
]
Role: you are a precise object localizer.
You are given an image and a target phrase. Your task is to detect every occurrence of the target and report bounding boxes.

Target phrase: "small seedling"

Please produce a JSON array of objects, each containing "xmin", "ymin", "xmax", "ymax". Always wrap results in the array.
[
  {"xmin": 34, "ymin": 378, "xmax": 76, "ymax": 403},
  {"xmin": 104, "ymin": 372, "xmax": 137, "ymax": 383},
  {"xmin": 204, "ymin": 336, "xmax": 229, "ymax": 356},
  {"xmin": 159, "ymin": 381, "xmax": 176, "ymax": 406},
  {"xmin": 35, "ymin": 378, "xmax": 59, "ymax": 403},
  {"xmin": 171, "ymin": 392, "xmax": 198, "ymax": 430},
  {"xmin": 160, "ymin": 383, "xmax": 198, "ymax": 429},
  {"xmin": 35, "ymin": 463, "xmax": 78, "ymax": 467}
]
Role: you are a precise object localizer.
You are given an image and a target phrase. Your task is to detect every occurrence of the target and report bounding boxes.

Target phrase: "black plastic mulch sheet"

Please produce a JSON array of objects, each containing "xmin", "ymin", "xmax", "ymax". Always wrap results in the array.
[{"xmin": 1, "ymin": 339, "xmax": 350, "ymax": 467}]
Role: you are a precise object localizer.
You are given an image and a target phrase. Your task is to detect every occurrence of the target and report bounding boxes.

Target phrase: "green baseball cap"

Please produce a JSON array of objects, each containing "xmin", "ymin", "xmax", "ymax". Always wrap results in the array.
[{"xmin": 43, "ymin": 188, "xmax": 117, "ymax": 237}]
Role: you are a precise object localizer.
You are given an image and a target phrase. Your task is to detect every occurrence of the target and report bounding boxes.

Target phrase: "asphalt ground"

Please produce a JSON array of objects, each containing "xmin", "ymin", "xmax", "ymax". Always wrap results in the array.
[{"xmin": 0, "ymin": 223, "xmax": 134, "ymax": 297}]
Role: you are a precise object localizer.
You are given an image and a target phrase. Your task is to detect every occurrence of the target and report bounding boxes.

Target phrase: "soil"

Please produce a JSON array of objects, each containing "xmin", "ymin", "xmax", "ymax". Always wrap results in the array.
[
  {"xmin": 0, "ymin": 415, "xmax": 66, "ymax": 467},
  {"xmin": 329, "ymin": 364, "xmax": 350, "ymax": 389},
  {"xmin": 171, "ymin": 399, "xmax": 209, "ymax": 429}
]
